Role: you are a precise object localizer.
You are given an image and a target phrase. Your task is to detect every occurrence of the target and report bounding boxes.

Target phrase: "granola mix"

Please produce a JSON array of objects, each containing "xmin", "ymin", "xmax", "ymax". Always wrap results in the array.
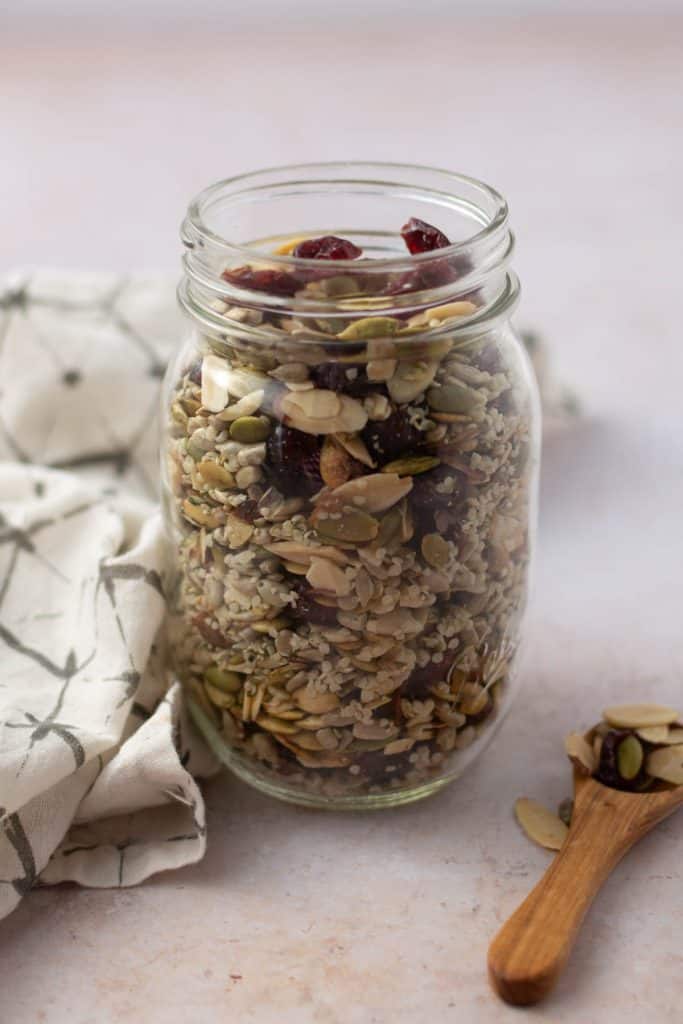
[{"xmin": 163, "ymin": 217, "xmax": 536, "ymax": 804}]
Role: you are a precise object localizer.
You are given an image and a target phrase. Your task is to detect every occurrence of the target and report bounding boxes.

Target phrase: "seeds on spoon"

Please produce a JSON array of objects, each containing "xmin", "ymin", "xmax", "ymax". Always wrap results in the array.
[{"xmin": 515, "ymin": 798, "xmax": 569, "ymax": 852}]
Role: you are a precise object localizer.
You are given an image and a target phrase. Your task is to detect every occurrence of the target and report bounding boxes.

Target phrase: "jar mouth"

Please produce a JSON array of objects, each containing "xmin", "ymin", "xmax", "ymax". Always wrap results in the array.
[{"xmin": 183, "ymin": 161, "xmax": 509, "ymax": 272}]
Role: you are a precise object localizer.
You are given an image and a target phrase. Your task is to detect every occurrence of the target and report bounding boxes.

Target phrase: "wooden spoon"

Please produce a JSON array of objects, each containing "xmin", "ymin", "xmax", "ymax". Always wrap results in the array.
[{"xmin": 487, "ymin": 768, "xmax": 683, "ymax": 1006}]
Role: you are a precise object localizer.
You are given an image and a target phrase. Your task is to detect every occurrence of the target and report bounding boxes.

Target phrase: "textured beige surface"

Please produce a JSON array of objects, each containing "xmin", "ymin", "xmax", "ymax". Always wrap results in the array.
[{"xmin": 2, "ymin": 14, "xmax": 683, "ymax": 1023}]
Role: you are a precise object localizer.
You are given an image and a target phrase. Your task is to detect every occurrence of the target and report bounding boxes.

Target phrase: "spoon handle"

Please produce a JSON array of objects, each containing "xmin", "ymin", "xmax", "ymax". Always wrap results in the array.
[{"xmin": 487, "ymin": 782, "xmax": 670, "ymax": 1006}]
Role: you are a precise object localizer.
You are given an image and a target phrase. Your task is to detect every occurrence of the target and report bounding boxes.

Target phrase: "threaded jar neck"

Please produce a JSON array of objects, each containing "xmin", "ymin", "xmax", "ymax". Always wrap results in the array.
[{"xmin": 179, "ymin": 162, "xmax": 518, "ymax": 342}]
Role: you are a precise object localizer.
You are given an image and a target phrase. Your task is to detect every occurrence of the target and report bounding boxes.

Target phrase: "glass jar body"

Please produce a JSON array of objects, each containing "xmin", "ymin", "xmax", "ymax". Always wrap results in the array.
[{"xmin": 162, "ymin": 322, "xmax": 538, "ymax": 809}]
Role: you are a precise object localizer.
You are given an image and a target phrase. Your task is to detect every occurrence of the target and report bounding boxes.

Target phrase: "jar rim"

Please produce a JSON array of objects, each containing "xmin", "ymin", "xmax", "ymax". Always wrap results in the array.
[{"xmin": 183, "ymin": 161, "xmax": 509, "ymax": 272}]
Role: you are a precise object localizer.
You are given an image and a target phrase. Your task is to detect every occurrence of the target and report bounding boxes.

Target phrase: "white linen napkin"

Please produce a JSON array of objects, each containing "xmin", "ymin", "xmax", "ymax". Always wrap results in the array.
[{"xmin": 0, "ymin": 270, "xmax": 215, "ymax": 922}]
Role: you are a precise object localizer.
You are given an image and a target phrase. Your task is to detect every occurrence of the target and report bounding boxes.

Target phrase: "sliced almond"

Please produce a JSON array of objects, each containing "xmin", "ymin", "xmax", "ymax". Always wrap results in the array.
[
  {"xmin": 306, "ymin": 557, "xmax": 351, "ymax": 597},
  {"xmin": 387, "ymin": 360, "xmax": 438, "ymax": 404},
  {"xmin": 281, "ymin": 388, "xmax": 341, "ymax": 420},
  {"xmin": 201, "ymin": 354, "xmax": 231, "ymax": 412},
  {"xmin": 603, "ymin": 704, "xmax": 680, "ymax": 729},
  {"xmin": 636, "ymin": 725, "xmax": 671, "ymax": 744},
  {"xmin": 646, "ymin": 745, "xmax": 683, "ymax": 786},
  {"xmin": 283, "ymin": 393, "xmax": 367, "ymax": 435},
  {"xmin": 318, "ymin": 473, "xmax": 413, "ymax": 514},
  {"xmin": 181, "ymin": 500, "xmax": 224, "ymax": 529},
  {"xmin": 366, "ymin": 608, "xmax": 423, "ymax": 637},
  {"xmin": 293, "ymin": 687, "xmax": 341, "ymax": 714},
  {"xmin": 564, "ymin": 732, "xmax": 597, "ymax": 775},
  {"xmin": 515, "ymin": 798, "xmax": 569, "ymax": 852},
  {"xmin": 217, "ymin": 388, "xmax": 265, "ymax": 422},
  {"xmin": 263, "ymin": 541, "xmax": 350, "ymax": 567}
]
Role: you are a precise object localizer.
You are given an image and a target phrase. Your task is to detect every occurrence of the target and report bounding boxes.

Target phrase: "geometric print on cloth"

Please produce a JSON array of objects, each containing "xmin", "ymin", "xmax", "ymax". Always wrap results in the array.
[{"xmin": 0, "ymin": 271, "xmax": 216, "ymax": 923}]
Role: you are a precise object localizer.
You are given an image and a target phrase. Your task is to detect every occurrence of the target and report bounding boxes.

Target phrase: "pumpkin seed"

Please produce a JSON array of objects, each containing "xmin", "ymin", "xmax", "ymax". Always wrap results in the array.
[
  {"xmin": 616, "ymin": 734, "xmax": 644, "ymax": 780},
  {"xmin": 204, "ymin": 666, "xmax": 243, "ymax": 693},
  {"xmin": 381, "ymin": 455, "xmax": 440, "ymax": 477},
  {"xmin": 337, "ymin": 317, "xmax": 400, "ymax": 341},
  {"xmin": 313, "ymin": 508, "xmax": 379, "ymax": 544},
  {"xmin": 515, "ymin": 798, "xmax": 568, "ymax": 851},
  {"xmin": 229, "ymin": 415, "xmax": 270, "ymax": 444},
  {"xmin": 421, "ymin": 532, "xmax": 450, "ymax": 569},
  {"xmin": 603, "ymin": 703, "xmax": 680, "ymax": 729},
  {"xmin": 557, "ymin": 797, "xmax": 574, "ymax": 828},
  {"xmin": 427, "ymin": 382, "xmax": 485, "ymax": 415},
  {"xmin": 564, "ymin": 732, "xmax": 597, "ymax": 775},
  {"xmin": 646, "ymin": 744, "xmax": 683, "ymax": 785},
  {"xmin": 387, "ymin": 360, "xmax": 438, "ymax": 404}
]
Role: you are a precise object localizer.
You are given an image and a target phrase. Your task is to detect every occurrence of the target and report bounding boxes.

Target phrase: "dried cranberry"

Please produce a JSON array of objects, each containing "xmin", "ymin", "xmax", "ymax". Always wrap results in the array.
[
  {"xmin": 410, "ymin": 465, "xmax": 467, "ymax": 538},
  {"xmin": 402, "ymin": 650, "xmax": 458, "ymax": 699},
  {"xmin": 389, "ymin": 218, "xmax": 472, "ymax": 295},
  {"xmin": 232, "ymin": 499, "xmax": 258, "ymax": 524},
  {"xmin": 221, "ymin": 266, "xmax": 299, "ymax": 297},
  {"xmin": 265, "ymin": 424, "xmax": 322, "ymax": 496},
  {"xmin": 288, "ymin": 581, "xmax": 339, "ymax": 627},
  {"xmin": 361, "ymin": 407, "xmax": 423, "ymax": 464},
  {"xmin": 401, "ymin": 217, "xmax": 451, "ymax": 254},
  {"xmin": 293, "ymin": 236, "xmax": 362, "ymax": 260},
  {"xmin": 355, "ymin": 747, "xmax": 413, "ymax": 783},
  {"xmin": 312, "ymin": 362, "xmax": 384, "ymax": 400},
  {"xmin": 187, "ymin": 359, "xmax": 202, "ymax": 385},
  {"xmin": 193, "ymin": 615, "xmax": 230, "ymax": 648},
  {"xmin": 472, "ymin": 342, "xmax": 503, "ymax": 375}
]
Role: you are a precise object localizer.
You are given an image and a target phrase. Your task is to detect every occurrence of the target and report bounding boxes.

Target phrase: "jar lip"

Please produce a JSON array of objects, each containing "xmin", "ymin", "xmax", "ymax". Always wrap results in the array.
[{"xmin": 184, "ymin": 161, "xmax": 509, "ymax": 271}]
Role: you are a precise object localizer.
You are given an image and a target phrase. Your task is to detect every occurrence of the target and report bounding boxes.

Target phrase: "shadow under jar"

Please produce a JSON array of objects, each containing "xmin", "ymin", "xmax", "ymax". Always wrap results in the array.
[{"xmin": 162, "ymin": 162, "xmax": 540, "ymax": 809}]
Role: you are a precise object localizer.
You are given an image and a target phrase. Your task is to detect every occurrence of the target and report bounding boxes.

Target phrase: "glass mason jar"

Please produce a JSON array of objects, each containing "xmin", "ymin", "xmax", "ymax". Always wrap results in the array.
[{"xmin": 161, "ymin": 163, "xmax": 540, "ymax": 809}]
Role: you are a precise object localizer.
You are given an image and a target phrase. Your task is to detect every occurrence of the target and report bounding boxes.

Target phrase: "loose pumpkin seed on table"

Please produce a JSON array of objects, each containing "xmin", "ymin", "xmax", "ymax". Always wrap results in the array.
[{"xmin": 164, "ymin": 186, "xmax": 537, "ymax": 806}]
